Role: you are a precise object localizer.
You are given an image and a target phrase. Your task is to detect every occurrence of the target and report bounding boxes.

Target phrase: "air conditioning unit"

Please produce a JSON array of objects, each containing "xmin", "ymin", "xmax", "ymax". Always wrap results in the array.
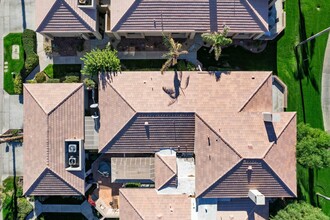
[
  {"xmin": 69, "ymin": 156, "xmax": 77, "ymax": 166},
  {"xmin": 248, "ymin": 189, "xmax": 265, "ymax": 205},
  {"xmin": 68, "ymin": 144, "xmax": 77, "ymax": 153}
]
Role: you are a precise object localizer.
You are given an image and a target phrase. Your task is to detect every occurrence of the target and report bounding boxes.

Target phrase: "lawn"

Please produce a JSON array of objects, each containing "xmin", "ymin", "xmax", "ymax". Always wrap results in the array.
[
  {"xmin": 3, "ymin": 33, "xmax": 24, "ymax": 94},
  {"xmin": 276, "ymin": 0, "xmax": 330, "ymax": 129},
  {"xmin": 43, "ymin": 64, "xmax": 81, "ymax": 80}
]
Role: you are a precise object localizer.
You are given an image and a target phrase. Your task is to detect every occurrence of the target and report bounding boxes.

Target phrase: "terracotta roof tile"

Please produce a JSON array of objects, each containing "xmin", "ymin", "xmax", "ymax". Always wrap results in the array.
[
  {"xmin": 155, "ymin": 153, "xmax": 177, "ymax": 190},
  {"xmin": 23, "ymin": 83, "xmax": 85, "ymax": 195},
  {"xmin": 111, "ymin": 0, "xmax": 268, "ymax": 33},
  {"xmin": 36, "ymin": 0, "xmax": 97, "ymax": 33},
  {"xmin": 119, "ymin": 189, "xmax": 191, "ymax": 220}
]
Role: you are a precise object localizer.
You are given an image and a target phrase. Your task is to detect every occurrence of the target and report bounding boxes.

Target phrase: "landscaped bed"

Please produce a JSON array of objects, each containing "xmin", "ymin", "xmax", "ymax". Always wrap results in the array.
[
  {"xmin": 3, "ymin": 30, "xmax": 39, "ymax": 94},
  {"xmin": 197, "ymin": 42, "xmax": 276, "ymax": 71},
  {"xmin": 3, "ymin": 33, "xmax": 24, "ymax": 94},
  {"xmin": 1, "ymin": 176, "xmax": 33, "ymax": 219},
  {"xmin": 43, "ymin": 64, "xmax": 81, "ymax": 82}
]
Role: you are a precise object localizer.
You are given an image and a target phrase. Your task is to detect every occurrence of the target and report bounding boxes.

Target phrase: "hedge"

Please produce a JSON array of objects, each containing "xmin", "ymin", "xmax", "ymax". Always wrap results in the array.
[
  {"xmin": 63, "ymin": 76, "xmax": 80, "ymax": 83},
  {"xmin": 35, "ymin": 72, "xmax": 46, "ymax": 83},
  {"xmin": 46, "ymin": 78, "xmax": 60, "ymax": 83},
  {"xmin": 22, "ymin": 29, "xmax": 39, "ymax": 75}
]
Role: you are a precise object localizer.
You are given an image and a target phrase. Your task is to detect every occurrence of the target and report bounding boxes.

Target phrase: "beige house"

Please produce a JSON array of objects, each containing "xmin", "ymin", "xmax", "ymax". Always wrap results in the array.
[{"xmin": 23, "ymin": 71, "xmax": 296, "ymax": 219}]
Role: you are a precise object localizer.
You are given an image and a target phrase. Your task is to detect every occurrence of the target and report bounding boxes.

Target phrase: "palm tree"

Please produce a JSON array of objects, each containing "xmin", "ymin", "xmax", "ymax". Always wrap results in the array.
[
  {"xmin": 161, "ymin": 35, "xmax": 188, "ymax": 74},
  {"xmin": 202, "ymin": 26, "xmax": 232, "ymax": 61}
]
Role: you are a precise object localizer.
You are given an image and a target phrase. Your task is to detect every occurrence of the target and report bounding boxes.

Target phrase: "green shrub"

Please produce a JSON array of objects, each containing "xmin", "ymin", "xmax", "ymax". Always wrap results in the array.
[
  {"xmin": 177, "ymin": 60, "xmax": 186, "ymax": 71},
  {"xmin": 124, "ymin": 182, "xmax": 141, "ymax": 188},
  {"xmin": 14, "ymin": 73, "xmax": 23, "ymax": 94},
  {"xmin": 35, "ymin": 72, "xmax": 47, "ymax": 83},
  {"xmin": 24, "ymin": 53, "xmax": 39, "ymax": 74},
  {"xmin": 17, "ymin": 197, "xmax": 33, "ymax": 220},
  {"xmin": 63, "ymin": 76, "xmax": 80, "ymax": 83},
  {"xmin": 83, "ymin": 78, "xmax": 96, "ymax": 89},
  {"xmin": 26, "ymin": 79, "xmax": 37, "ymax": 83},
  {"xmin": 22, "ymin": 29, "xmax": 39, "ymax": 75},
  {"xmin": 46, "ymin": 78, "xmax": 60, "ymax": 83},
  {"xmin": 187, "ymin": 62, "xmax": 196, "ymax": 71},
  {"xmin": 22, "ymin": 29, "xmax": 37, "ymax": 54}
]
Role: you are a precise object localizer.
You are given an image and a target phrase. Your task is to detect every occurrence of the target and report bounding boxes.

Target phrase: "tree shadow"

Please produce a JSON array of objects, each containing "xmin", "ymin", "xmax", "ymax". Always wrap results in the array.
[
  {"xmin": 207, "ymin": 71, "xmax": 230, "ymax": 81},
  {"xmin": 99, "ymin": 71, "xmax": 118, "ymax": 90},
  {"xmin": 162, "ymin": 70, "xmax": 190, "ymax": 106}
]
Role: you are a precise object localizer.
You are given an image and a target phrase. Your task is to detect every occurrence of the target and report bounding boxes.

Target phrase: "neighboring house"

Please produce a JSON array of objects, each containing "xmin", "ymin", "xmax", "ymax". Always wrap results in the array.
[
  {"xmin": 35, "ymin": 0, "xmax": 285, "ymax": 41},
  {"xmin": 105, "ymin": 0, "xmax": 285, "ymax": 40},
  {"xmin": 23, "ymin": 71, "xmax": 296, "ymax": 219},
  {"xmin": 35, "ymin": 0, "xmax": 102, "ymax": 39}
]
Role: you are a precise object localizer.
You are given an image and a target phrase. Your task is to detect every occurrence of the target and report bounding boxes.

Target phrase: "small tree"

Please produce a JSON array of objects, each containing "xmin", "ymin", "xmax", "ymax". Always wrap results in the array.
[
  {"xmin": 81, "ymin": 45, "xmax": 120, "ymax": 77},
  {"xmin": 297, "ymin": 123, "xmax": 330, "ymax": 169},
  {"xmin": 14, "ymin": 73, "xmax": 23, "ymax": 94},
  {"xmin": 271, "ymin": 202, "xmax": 329, "ymax": 220},
  {"xmin": 202, "ymin": 26, "xmax": 232, "ymax": 61},
  {"xmin": 161, "ymin": 35, "xmax": 188, "ymax": 74}
]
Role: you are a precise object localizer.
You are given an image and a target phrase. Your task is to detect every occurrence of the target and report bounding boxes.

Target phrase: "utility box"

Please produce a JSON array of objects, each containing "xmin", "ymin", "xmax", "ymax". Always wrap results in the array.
[{"xmin": 248, "ymin": 189, "xmax": 265, "ymax": 205}]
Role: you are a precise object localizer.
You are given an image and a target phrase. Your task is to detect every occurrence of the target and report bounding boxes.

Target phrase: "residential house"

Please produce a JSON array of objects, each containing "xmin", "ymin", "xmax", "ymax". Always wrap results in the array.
[
  {"xmin": 23, "ymin": 71, "xmax": 296, "ymax": 219},
  {"xmin": 35, "ymin": 0, "xmax": 285, "ymax": 41},
  {"xmin": 35, "ymin": 0, "xmax": 102, "ymax": 40}
]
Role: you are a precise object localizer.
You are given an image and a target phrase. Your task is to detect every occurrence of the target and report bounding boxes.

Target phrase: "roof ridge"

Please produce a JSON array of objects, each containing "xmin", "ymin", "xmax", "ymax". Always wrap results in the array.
[
  {"xmin": 263, "ymin": 112, "xmax": 296, "ymax": 158},
  {"xmin": 120, "ymin": 189, "xmax": 145, "ymax": 219},
  {"xmin": 37, "ymin": 0, "xmax": 94, "ymax": 32},
  {"xmin": 238, "ymin": 72, "xmax": 272, "ymax": 112},
  {"xmin": 261, "ymin": 161, "xmax": 296, "ymax": 197},
  {"xmin": 109, "ymin": 84, "xmax": 137, "ymax": 112},
  {"xmin": 47, "ymin": 84, "xmax": 83, "ymax": 115},
  {"xmin": 156, "ymin": 153, "xmax": 176, "ymax": 174},
  {"xmin": 197, "ymin": 159, "xmax": 243, "ymax": 198},
  {"xmin": 24, "ymin": 85, "xmax": 49, "ymax": 115},
  {"xmin": 195, "ymin": 113, "xmax": 242, "ymax": 158},
  {"xmin": 156, "ymin": 154, "xmax": 176, "ymax": 190},
  {"xmin": 241, "ymin": 0, "xmax": 268, "ymax": 31}
]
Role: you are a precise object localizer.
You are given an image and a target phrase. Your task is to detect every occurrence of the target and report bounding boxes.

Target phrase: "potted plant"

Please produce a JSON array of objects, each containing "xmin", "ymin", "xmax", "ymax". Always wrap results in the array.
[{"xmin": 83, "ymin": 78, "xmax": 96, "ymax": 90}]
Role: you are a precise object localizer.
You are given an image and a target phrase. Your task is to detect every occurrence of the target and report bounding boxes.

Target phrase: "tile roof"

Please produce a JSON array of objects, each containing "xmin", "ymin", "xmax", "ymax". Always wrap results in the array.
[
  {"xmin": 99, "ymin": 71, "xmax": 296, "ymax": 200},
  {"xmin": 119, "ymin": 188, "xmax": 191, "ymax": 220},
  {"xmin": 155, "ymin": 152, "xmax": 177, "ymax": 190},
  {"xmin": 36, "ymin": 0, "xmax": 97, "ymax": 33},
  {"xmin": 110, "ymin": 0, "xmax": 268, "ymax": 33},
  {"xmin": 23, "ymin": 83, "xmax": 85, "ymax": 196}
]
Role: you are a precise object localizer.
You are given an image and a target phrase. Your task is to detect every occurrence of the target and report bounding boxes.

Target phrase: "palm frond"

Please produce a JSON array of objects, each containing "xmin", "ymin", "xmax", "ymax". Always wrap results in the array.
[
  {"xmin": 201, "ymin": 33, "xmax": 215, "ymax": 45},
  {"xmin": 178, "ymin": 50, "xmax": 189, "ymax": 56},
  {"xmin": 161, "ymin": 59, "xmax": 173, "ymax": 74},
  {"xmin": 214, "ymin": 46, "xmax": 222, "ymax": 61},
  {"xmin": 182, "ymin": 75, "xmax": 190, "ymax": 90}
]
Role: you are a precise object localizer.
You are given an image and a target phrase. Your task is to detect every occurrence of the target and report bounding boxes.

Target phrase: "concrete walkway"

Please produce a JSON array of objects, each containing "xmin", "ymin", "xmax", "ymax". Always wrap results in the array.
[{"xmin": 321, "ymin": 33, "xmax": 330, "ymax": 132}]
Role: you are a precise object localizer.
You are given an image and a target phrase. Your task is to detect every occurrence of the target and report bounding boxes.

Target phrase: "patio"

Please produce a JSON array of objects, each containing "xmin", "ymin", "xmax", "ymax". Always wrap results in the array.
[
  {"xmin": 116, "ymin": 36, "xmax": 193, "ymax": 52},
  {"xmin": 91, "ymin": 154, "xmax": 122, "ymax": 218}
]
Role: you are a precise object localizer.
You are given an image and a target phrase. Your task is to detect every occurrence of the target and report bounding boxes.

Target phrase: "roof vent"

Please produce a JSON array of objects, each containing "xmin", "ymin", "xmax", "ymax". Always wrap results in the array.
[
  {"xmin": 247, "ymin": 165, "xmax": 253, "ymax": 171},
  {"xmin": 248, "ymin": 189, "xmax": 265, "ymax": 205},
  {"xmin": 248, "ymin": 144, "xmax": 253, "ymax": 149},
  {"xmin": 263, "ymin": 112, "xmax": 281, "ymax": 122},
  {"xmin": 263, "ymin": 112, "xmax": 272, "ymax": 122},
  {"xmin": 144, "ymin": 121, "xmax": 149, "ymax": 126}
]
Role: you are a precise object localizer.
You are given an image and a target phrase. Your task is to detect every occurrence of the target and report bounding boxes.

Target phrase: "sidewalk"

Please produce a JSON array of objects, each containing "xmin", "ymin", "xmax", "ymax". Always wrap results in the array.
[{"xmin": 321, "ymin": 33, "xmax": 330, "ymax": 132}]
